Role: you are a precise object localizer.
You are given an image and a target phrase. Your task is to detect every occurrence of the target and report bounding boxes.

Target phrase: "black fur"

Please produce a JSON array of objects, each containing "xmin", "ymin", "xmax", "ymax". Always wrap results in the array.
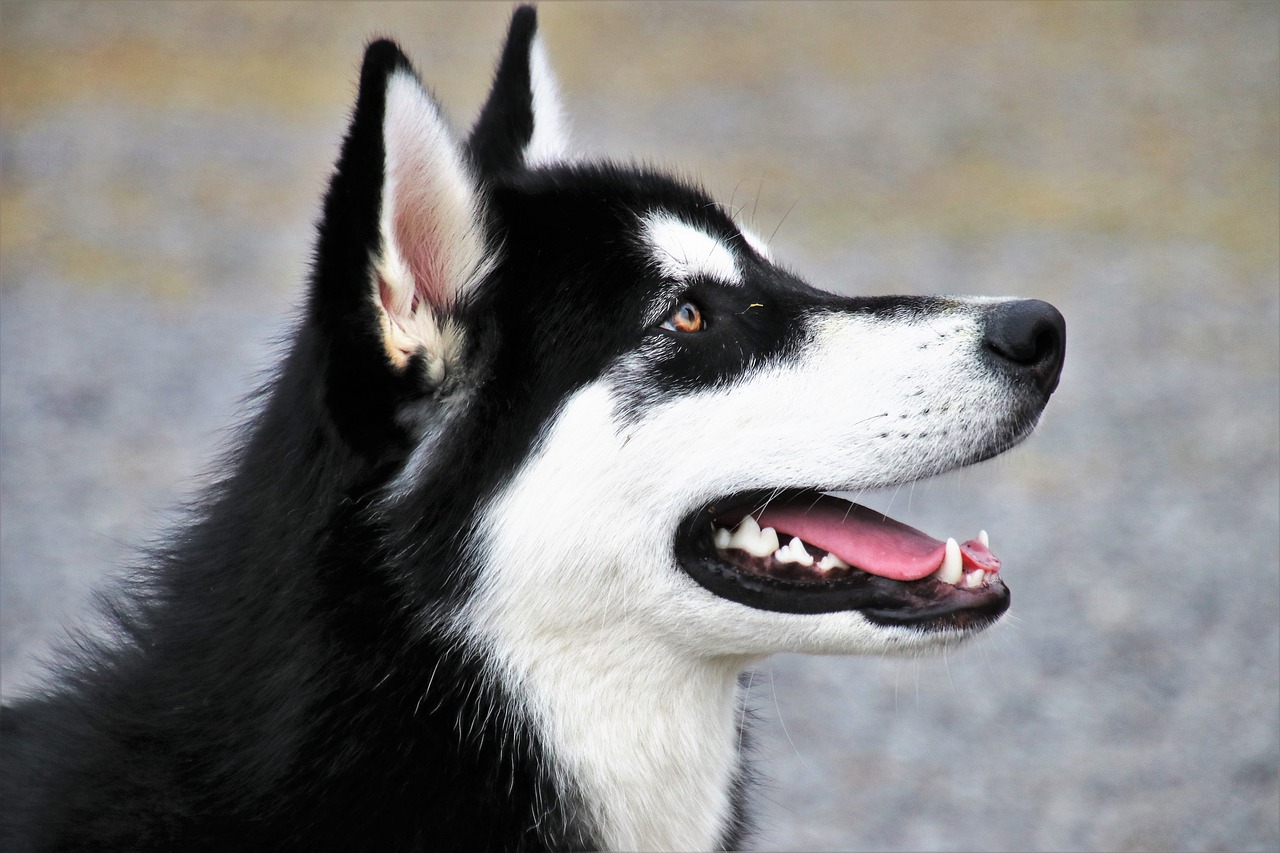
[
  {"xmin": 1, "ymin": 12, "xmax": 597, "ymax": 852},
  {"xmin": 0, "ymin": 7, "xmax": 1063, "ymax": 851},
  {"xmin": 0, "ymin": 9, "xmax": 783, "ymax": 850},
  {"xmin": 470, "ymin": 5, "xmax": 539, "ymax": 177}
]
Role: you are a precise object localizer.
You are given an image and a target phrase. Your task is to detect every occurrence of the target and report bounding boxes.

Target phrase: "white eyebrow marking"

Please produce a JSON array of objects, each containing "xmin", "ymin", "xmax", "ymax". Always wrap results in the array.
[
  {"xmin": 738, "ymin": 225, "xmax": 773, "ymax": 261},
  {"xmin": 641, "ymin": 213, "xmax": 741, "ymax": 284}
]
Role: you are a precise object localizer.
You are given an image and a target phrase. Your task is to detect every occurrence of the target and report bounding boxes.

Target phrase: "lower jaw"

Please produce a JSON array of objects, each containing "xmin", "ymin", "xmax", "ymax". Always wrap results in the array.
[{"xmin": 677, "ymin": 547, "xmax": 1010, "ymax": 628}]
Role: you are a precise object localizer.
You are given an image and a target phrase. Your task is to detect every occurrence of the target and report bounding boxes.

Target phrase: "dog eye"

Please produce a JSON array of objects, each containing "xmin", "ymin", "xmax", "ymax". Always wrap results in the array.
[{"xmin": 661, "ymin": 302, "xmax": 704, "ymax": 333}]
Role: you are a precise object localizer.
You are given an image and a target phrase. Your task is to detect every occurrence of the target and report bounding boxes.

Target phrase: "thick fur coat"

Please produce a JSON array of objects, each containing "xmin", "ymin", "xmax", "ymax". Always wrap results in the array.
[{"xmin": 1, "ymin": 8, "xmax": 1063, "ymax": 851}]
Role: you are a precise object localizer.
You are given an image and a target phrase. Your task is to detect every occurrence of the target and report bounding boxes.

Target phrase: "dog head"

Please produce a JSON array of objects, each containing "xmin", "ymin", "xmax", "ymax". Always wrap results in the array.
[{"xmin": 304, "ymin": 8, "xmax": 1064, "ymax": 663}]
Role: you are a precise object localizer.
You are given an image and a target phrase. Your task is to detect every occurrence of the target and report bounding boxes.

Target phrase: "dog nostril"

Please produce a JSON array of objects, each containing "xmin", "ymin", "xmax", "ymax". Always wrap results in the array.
[{"xmin": 983, "ymin": 299, "xmax": 1066, "ymax": 394}]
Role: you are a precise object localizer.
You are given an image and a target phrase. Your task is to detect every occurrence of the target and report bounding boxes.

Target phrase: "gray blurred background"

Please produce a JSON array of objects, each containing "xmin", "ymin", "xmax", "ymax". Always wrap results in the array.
[{"xmin": 2, "ymin": 2, "xmax": 1276, "ymax": 850}]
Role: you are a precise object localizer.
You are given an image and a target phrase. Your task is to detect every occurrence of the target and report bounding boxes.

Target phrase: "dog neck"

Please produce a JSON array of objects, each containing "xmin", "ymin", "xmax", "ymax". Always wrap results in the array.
[
  {"xmin": 506, "ymin": 635, "xmax": 749, "ymax": 851},
  {"xmin": 458, "ymin": 383, "xmax": 755, "ymax": 848}
]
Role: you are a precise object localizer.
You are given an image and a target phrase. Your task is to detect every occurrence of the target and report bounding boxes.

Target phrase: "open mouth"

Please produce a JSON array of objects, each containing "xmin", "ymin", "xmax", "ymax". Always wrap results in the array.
[{"xmin": 675, "ymin": 490, "xmax": 1010, "ymax": 630}]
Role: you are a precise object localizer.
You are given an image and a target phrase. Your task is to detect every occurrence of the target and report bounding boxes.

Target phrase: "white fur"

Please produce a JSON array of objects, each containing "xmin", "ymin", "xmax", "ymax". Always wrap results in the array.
[
  {"xmin": 460, "ymin": 299, "xmax": 1022, "ymax": 849},
  {"xmin": 738, "ymin": 225, "xmax": 773, "ymax": 261},
  {"xmin": 642, "ymin": 214, "xmax": 741, "ymax": 284},
  {"xmin": 376, "ymin": 70, "xmax": 493, "ymax": 377},
  {"xmin": 524, "ymin": 36, "xmax": 572, "ymax": 167}
]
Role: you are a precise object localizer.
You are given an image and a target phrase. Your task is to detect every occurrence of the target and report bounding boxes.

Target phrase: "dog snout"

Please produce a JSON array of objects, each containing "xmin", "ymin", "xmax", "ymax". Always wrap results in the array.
[{"xmin": 982, "ymin": 299, "xmax": 1066, "ymax": 396}]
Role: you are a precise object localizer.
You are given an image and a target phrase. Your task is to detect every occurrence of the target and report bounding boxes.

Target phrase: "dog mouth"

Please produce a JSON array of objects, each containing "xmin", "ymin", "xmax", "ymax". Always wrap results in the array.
[{"xmin": 674, "ymin": 490, "xmax": 1010, "ymax": 630}]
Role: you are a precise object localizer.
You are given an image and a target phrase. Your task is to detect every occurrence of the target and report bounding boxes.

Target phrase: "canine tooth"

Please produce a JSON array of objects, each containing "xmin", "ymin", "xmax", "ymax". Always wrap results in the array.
[
  {"xmin": 714, "ymin": 527, "xmax": 731, "ymax": 549},
  {"xmin": 978, "ymin": 529, "xmax": 990, "ymax": 549},
  {"xmin": 965, "ymin": 570, "xmax": 985, "ymax": 588},
  {"xmin": 937, "ymin": 538, "xmax": 963, "ymax": 585},
  {"xmin": 818, "ymin": 553, "xmax": 849, "ymax": 570}
]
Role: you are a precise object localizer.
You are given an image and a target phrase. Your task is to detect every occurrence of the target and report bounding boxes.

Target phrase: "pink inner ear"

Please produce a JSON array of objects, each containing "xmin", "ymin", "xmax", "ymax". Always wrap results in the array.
[
  {"xmin": 391, "ymin": 185, "xmax": 447, "ymax": 311},
  {"xmin": 380, "ymin": 70, "xmax": 489, "ymax": 320}
]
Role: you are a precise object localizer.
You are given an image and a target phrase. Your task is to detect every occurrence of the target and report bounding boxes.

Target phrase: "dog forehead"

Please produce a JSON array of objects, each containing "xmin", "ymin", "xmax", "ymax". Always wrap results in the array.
[{"xmin": 639, "ymin": 212, "xmax": 741, "ymax": 285}]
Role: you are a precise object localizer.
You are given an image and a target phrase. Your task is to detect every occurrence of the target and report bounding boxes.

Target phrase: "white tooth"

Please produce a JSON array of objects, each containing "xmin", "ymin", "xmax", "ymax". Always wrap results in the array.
[
  {"xmin": 714, "ymin": 528, "xmax": 731, "ymax": 549},
  {"xmin": 787, "ymin": 537, "xmax": 814, "ymax": 566},
  {"xmin": 818, "ymin": 553, "xmax": 849, "ymax": 570},
  {"xmin": 937, "ymin": 538, "xmax": 963, "ymax": 585},
  {"xmin": 759, "ymin": 526, "xmax": 780, "ymax": 555},
  {"xmin": 726, "ymin": 520, "xmax": 755, "ymax": 553},
  {"xmin": 728, "ymin": 515, "xmax": 774, "ymax": 557},
  {"xmin": 774, "ymin": 541, "xmax": 799, "ymax": 564},
  {"xmin": 978, "ymin": 529, "xmax": 990, "ymax": 549},
  {"xmin": 740, "ymin": 532, "xmax": 775, "ymax": 558},
  {"xmin": 965, "ymin": 569, "xmax": 985, "ymax": 588}
]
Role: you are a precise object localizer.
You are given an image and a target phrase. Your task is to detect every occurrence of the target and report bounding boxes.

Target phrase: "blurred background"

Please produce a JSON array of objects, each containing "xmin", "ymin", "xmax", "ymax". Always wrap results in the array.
[{"xmin": 2, "ymin": 2, "xmax": 1276, "ymax": 850}]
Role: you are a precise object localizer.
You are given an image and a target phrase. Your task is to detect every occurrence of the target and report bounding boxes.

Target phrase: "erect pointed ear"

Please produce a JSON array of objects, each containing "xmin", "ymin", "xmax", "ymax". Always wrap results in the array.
[
  {"xmin": 313, "ymin": 39, "xmax": 492, "ymax": 403},
  {"xmin": 375, "ymin": 53, "xmax": 494, "ymax": 381},
  {"xmin": 468, "ymin": 5, "xmax": 572, "ymax": 176}
]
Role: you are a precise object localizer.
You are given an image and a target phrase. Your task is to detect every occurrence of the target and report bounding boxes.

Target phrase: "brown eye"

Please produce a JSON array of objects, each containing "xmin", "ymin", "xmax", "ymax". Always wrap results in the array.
[{"xmin": 661, "ymin": 302, "xmax": 704, "ymax": 333}]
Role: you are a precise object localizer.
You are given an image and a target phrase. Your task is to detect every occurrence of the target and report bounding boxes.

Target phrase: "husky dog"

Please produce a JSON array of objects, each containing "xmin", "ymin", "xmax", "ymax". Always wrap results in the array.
[{"xmin": 0, "ymin": 7, "xmax": 1064, "ymax": 851}]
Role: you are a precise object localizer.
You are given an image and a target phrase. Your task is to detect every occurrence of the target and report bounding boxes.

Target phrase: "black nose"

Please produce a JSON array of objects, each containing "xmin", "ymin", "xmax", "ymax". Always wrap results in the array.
[{"xmin": 983, "ymin": 299, "xmax": 1066, "ymax": 395}]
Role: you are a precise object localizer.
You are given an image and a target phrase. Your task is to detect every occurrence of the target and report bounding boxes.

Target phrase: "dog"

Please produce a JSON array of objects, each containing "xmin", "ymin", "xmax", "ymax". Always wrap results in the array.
[{"xmin": 0, "ymin": 7, "xmax": 1064, "ymax": 850}]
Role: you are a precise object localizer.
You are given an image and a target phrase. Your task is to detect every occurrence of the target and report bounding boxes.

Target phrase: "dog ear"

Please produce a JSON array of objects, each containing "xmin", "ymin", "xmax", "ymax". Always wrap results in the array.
[
  {"xmin": 373, "ymin": 51, "xmax": 493, "ymax": 382},
  {"xmin": 314, "ymin": 40, "xmax": 491, "ymax": 386},
  {"xmin": 306, "ymin": 41, "xmax": 494, "ymax": 451},
  {"xmin": 468, "ymin": 5, "xmax": 571, "ymax": 176}
]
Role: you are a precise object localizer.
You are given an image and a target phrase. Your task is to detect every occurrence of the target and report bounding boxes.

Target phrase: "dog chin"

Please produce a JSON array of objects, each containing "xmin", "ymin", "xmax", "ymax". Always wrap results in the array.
[{"xmin": 661, "ymin": 589, "xmax": 999, "ymax": 660}]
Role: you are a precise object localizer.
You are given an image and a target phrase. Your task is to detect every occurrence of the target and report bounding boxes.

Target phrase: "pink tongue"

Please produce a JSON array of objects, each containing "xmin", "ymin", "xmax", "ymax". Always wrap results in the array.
[{"xmin": 754, "ymin": 494, "xmax": 999, "ymax": 582}]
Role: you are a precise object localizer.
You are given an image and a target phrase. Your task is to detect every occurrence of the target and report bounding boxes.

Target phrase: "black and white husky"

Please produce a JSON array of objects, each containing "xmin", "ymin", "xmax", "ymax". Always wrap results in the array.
[{"xmin": 1, "ymin": 7, "xmax": 1064, "ymax": 851}]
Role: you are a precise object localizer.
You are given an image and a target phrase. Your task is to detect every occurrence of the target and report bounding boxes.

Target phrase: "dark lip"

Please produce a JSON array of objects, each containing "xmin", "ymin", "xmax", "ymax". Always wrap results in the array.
[{"xmin": 673, "ymin": 489, "xmax": 1011, "ymax": 629}]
